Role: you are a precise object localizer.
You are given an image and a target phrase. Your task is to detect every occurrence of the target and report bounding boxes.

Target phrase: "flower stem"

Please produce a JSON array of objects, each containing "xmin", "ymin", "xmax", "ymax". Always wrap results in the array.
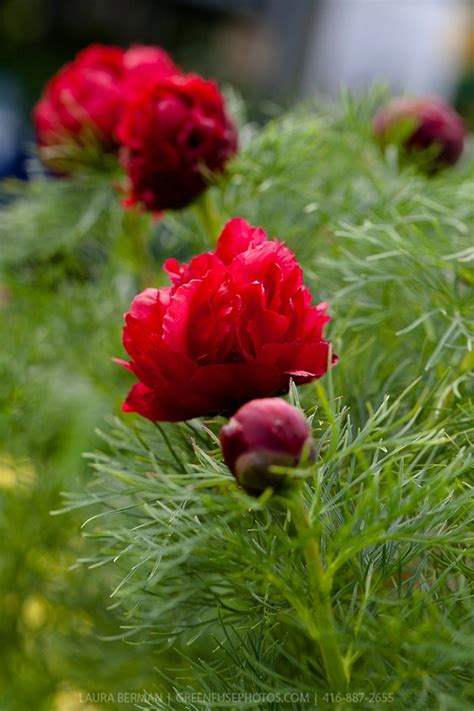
[
  {"xmin": 194, "ymin": 190, "xmax": 222, "ymax": 246},
  {"xmin": 286, "ymin": 492, "xmax": 348, "ymax": 691},
  {"xmin": 123, "ymin": 209, "xmax": 154, "ymax": 289}
]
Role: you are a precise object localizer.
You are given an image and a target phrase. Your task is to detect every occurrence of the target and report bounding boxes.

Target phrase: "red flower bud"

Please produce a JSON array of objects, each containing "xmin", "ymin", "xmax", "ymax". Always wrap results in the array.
[
  {"xmin": 373, "ymin": 96, "xmax": 465, "ymax": 170},
  {"xmin": 220, "ymin": 398, "xmax": 315, "ymax": 494}
]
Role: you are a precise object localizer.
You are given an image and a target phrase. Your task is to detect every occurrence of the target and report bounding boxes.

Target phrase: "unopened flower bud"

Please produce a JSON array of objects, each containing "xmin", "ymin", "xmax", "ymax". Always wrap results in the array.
[
  {"xmin": 373, "ymin": 96, "xmax": 465, "ymax": 170},
  {"xmin": 220, "ymin": 398, "xmax": 315, "ymax": 494}
]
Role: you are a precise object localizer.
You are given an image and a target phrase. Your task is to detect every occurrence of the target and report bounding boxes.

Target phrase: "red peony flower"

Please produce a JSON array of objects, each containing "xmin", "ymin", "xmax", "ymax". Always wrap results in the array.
[
  {"xmin": 117, "ymin": 218, "xmax": 335, "ymax": 422},
  {"xmin": 122, "ymin": 44, "xmax": 179, "ymax": 97},
  {"xmin": 373, "ymin": 96, "xmax": 465, "ymax": 170},
  {"xmin": 117, "ymin": 73, "xmax": 238, "ymax": 211},
  {"xmin": 220, "ymin": 398, "xmax": 315, "ymax": 494},
  {"xmin": 33, "ymin": 43, "xmax": 178, "ymax": 171}
]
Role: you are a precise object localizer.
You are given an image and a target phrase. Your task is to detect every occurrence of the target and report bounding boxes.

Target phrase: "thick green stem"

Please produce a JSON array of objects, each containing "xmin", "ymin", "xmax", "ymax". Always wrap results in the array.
[
  {"xmin": 194, "ymin": 190, "xmax": 222, "ymax": 245},
  {"xmin": 287, "ymin": 493, "xmax": 348, "ymax": 691}
]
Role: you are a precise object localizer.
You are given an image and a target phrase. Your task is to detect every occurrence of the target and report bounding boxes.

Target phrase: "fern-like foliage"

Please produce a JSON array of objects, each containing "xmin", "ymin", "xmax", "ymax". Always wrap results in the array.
[
  {"xmin": 55, "ymin": 92, "xmax": 474, "ymax": 710},
  {"xmin": 63, "ymin": 378, "xmax": 472, "ymax": 710}
]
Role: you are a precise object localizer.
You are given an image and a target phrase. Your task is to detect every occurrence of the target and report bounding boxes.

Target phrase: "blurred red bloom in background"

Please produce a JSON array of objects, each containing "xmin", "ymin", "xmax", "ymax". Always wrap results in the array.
[
  {"xmin": 373, "ymin": 96, "xmax": 465, "ymax": 170},
  {"xmin": 117, "ymin": 73, "xmax": 237, "ymax": 211},
  {"xmin": 33, "ymin": 44, "xmax": 178, "ymax": 170}
]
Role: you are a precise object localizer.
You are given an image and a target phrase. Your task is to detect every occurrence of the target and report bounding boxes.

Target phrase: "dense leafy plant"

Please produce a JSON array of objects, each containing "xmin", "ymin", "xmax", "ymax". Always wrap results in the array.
[{"xmin": 1, "ymin": 90, "xmax": 473, "ymax": 710}]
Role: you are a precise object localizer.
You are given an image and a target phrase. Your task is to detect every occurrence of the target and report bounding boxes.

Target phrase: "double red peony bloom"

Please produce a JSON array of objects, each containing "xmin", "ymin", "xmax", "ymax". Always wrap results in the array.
[
  {"xmin": 117, "ymin": 73, "xmax": 237, "ymax": 211},
  {"xmin": 34, "ymin": 44, "xmax": 177, "ymax": 168},
  {"xmin": 117, "ymin": 218, "xmax": 335, "ymax": 422},
  {"xmin": 34, "ymin": 43, "xmax": 237, "ymax": 209}
]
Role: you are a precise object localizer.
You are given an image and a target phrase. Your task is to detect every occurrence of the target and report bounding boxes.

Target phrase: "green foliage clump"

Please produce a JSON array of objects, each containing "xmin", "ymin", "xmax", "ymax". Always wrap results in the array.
[{"xmin": 1, "ymin": 90, "xmax": 473, "ymax": 710}]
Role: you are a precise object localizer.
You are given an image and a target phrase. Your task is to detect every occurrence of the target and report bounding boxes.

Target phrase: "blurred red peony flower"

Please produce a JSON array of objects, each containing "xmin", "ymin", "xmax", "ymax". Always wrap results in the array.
[
  {"xmin": 373, "ymin": 96, "xmax": 465, "ymax": 170},
  {"xmin": 220, "ymin": 398, "xmax": 315, "ymax": 494},
  {"xmin": 117, "ymin": 73, "xmax": 237, "ymax": 211},
  {"xmin": 122, "ymin": 44, "xmax": 179, "ymax": 97},
  {"xmin": 33, "ymin": 44, "xmax": 178, "ymax": 171},
  {"xmin": 117, "ymin": 218, "xmax": 335, "ymax": 422}
]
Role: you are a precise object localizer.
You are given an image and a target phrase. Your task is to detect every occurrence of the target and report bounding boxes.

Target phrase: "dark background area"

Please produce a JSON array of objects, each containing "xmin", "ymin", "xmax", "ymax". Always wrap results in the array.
[{"xmin": 0, "ymin": 0, "xmax": 316, "ymax": 110}]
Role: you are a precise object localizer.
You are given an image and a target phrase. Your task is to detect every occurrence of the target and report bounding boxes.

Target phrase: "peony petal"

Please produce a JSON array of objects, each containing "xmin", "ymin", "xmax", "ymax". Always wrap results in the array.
[{"xmin": 216, "ymin": 217, "xmax": 267, "ymax": 265}]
